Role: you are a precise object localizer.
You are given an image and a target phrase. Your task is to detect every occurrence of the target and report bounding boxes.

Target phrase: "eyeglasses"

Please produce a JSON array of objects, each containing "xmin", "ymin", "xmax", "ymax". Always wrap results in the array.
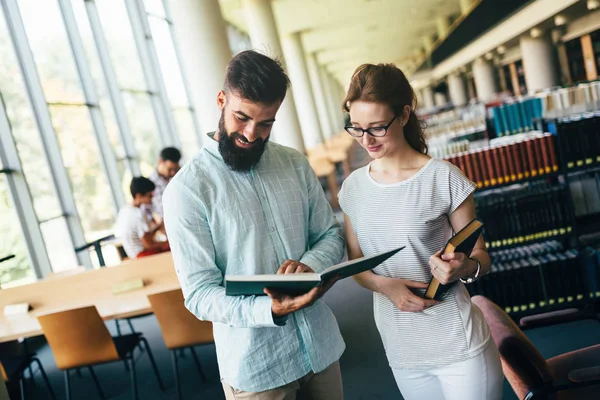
[{"xmin": 344, "ymin": 115, "xmax": 397, "ymax": 138}]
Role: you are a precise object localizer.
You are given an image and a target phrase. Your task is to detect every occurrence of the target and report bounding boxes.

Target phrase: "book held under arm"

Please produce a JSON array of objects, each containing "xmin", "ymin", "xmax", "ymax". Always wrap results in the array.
[
  {"xmin": 225, "ymin": 246, "xmax": 405, "ymax": 296},
  {"xmin": 425, "ymin": 218, "xmax": 484, "ymax": 300}
]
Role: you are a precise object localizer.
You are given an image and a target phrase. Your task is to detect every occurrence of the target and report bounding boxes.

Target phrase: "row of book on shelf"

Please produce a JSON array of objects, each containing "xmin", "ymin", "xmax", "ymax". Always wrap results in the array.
[
  {"xmin": 549, "ymin": 112, "xmax": 600, "ymax": 170},
  {"xmin": 466, "ymin": 240, "xmax": 600, "ymax": 314},
  {"xmin": 491, "ymin": 97, "xmax": 543, "ymax": 137},
  {"xmin": 444, "ymin": 132, "xmax": 558, "ymax": 189},
  {"xmin": 475, "ymin": 183, "xmax": 572, "ymax": 249}
]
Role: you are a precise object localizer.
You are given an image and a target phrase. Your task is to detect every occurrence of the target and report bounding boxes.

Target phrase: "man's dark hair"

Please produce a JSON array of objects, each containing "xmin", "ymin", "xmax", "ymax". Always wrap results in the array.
[
  {"xmin": 130, "ymin": 177, "xmax": 156, "ymax": 198},
  {"xmin": 159, "ymin": 147, "xmax": 182, "ymax": 163},
  {"xmin": 224, "ymin": 50, "xmax": 290, "ymax": 104}
]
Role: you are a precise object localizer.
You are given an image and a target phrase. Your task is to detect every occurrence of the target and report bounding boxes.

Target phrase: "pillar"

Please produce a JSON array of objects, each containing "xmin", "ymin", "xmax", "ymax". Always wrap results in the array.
[
  {"xmin": 422, "ymin": 86, "xmax": 435, "ymax": 110},
  {"xmin": 472, "ymin": 58, "xmax": 498, "ymax": 102},
  {"xmin": 520, "ymin": 35, "xmax": 560, "ymax": 93},
  {"xmin": 281, "ymin": 33, "xmax": 323, "ymax": 149},
  {"xmin": 448, "ymin": 72, "xmax": 468, "ymax": 106},
  {"xmin": 242, "ymin": 0, "xmax": 305, "ymax": 152},
  {"xmin": 168, "ymin": 0, "xmax": 231, "ymax": 142},
  {"xmin": 306, "ymin": 53, "xmax": 333, "ymax": 139}
]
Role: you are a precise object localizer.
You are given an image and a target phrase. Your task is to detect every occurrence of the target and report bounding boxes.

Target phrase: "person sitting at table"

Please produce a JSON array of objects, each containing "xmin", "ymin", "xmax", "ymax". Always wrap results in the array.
[{"xmin": 116, "ymin": 177, "xmax": 170, "ymax": 259}]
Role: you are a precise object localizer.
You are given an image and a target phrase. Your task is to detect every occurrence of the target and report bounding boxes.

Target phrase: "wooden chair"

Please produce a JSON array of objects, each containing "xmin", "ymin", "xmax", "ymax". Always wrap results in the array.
[
  {"xmin": 0, "ymin": 356, "xmax": 56, "ymax": 400},
  {"xmin": 37, "ymin": 306, "xmax": 165, "ymax": 400},
  {"xmin": 148, "ymin": 289, "xmax": 214, "ymax": 400}
]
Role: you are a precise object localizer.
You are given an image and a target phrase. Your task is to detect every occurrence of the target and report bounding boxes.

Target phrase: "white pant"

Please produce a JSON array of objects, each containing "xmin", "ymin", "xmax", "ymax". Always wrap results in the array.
[{"xmin": 392, "ymin": 341, "xmax": 503, "ymax": 400}]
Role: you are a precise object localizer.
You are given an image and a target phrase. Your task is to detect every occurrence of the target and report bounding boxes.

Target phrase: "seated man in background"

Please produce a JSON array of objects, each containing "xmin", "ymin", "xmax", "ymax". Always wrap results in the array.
[
  {"xmin": 116, "ymin": 177, "xmax": 170, "ymax": 259},
  {"xmin": 148, "ymin": 147, "xmax": 181, "ymax": 219}
]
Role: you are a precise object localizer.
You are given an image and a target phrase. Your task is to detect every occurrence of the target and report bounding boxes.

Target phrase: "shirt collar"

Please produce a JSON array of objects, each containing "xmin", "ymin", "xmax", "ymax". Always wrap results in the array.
[{"xmin": 203, "ymin": 132, "xmax": 223, "ymax": 160}]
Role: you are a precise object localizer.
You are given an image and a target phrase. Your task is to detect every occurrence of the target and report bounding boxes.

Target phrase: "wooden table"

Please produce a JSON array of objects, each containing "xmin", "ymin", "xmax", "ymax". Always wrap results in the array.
[{"xmin": 0, "ymin": 252, "xmax": 178, "ymax": 343}]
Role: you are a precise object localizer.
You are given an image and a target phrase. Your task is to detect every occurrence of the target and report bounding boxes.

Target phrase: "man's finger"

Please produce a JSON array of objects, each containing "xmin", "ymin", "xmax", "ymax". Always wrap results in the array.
[
  {"xmin": 284, "ymin": 263, "xmax": 298, "ymax": 274},
  {"xmin": 294, "ymin": 264, "xmax": 309, "ymax": 273},
  {"xmin": 277, "ymin": 260, "xmax": 292, "ymax": 274}
]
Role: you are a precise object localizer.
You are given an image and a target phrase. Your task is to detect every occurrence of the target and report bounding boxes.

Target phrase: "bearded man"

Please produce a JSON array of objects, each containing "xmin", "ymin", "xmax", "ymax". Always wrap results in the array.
[{"xmin": 163, "ymin": 50, "xmax": 345, "ymax": 400}]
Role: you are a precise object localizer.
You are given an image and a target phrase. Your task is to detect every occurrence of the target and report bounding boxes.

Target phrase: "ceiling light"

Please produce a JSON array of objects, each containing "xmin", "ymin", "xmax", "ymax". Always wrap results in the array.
[
  {"xmin": 588, "ymin": 0, "xmax": 600, "ymax": 10},
  {"xmin": 554, "ymin": 14, "xmax": 567, "ymax": 26},
  {"xmin": 530, "ymin": 28, "xmax": 543, "ymax": 38},
  {"xmin": 497, "ymin": 45, "xmax": 506, "ymax": 54},
  {"xmin": 484, "ymin": 52, "xmax": 493, "ymax": 60}
]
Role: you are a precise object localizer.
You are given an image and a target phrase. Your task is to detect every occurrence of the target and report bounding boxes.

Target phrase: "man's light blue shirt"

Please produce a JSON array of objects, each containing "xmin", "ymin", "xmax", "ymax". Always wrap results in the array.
[{"xmin": 162, "ymin": 134, "xmax": 346, "ymax": 392}]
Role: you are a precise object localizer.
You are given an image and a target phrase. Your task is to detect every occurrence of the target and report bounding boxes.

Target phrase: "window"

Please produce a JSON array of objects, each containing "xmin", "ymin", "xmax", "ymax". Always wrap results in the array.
[
  {"xmin": 19, "ymin": 0, "xmax": 116, "ymax": 244},
  {"xmin": 0, "ymin": 174, "xmax": 34, "ymax": 288},
  {"xmin": 145, "ymin": 5, "xmax": 200, "ymax": 157},
  {"xmin": 95, "ymin": 0, "xmax": 161, "ymax": 170}
]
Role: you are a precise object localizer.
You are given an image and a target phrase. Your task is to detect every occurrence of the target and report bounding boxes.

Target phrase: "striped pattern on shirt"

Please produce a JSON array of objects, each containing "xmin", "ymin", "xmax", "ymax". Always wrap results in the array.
[{"xmin": 338, "ymin": 158, "xmax": 491, "ymax": 369}]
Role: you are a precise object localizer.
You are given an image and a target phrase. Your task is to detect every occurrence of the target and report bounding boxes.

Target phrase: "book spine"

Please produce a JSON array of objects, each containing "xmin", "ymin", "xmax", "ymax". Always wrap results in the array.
[
  {"xmin": 543, "ymin": 133, "xmax": 559, "ymax": 172},
  {"xmin": 477, "ymin": 150, "xmax": 490, "ymax": 187},
  {"xmin": 524, "ymin": 139, "xmax": 538, "ymax": 177},
  {"xmin": 491, "ymin": 147, "xmax": 504, "ymax": 185},
  {"xmin": 470, "ymin": 151, "xmax": 483, "ymax": 188},
  {"xmin": 538, "ymin": 135, "xmax": 552, "ymax": 175},
  {"xmin": 532, "ymin": 136, "xmax": 546, "ymax": 176},
  {"xmin": 510, "ymin": 143, "xmax": 524, "ymax": 180}
]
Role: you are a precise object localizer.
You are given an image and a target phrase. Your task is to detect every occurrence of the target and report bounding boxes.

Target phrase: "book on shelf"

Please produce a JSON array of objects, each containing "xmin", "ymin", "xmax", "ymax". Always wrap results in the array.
[
  {"xmin": 425, "ymin": 218, "xmax": 484, "ymax": 300},
  {"xmin": 444, "ymin": 133, "xmax": 559, "ymax": 189},
  {"xmin": 225, "ymin": 246, "xmax": 405, "ymax": 296}
]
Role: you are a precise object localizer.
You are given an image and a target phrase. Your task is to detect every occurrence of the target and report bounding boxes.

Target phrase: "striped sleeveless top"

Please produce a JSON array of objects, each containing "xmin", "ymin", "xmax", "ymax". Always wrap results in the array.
[{"xmin": 338, "ymin": 158, "xmax": 491, "ymax": 369}]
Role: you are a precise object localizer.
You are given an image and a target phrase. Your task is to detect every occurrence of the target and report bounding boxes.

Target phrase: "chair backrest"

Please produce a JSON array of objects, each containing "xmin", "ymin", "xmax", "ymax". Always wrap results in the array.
[
  {"xmin": 472, "ymin": 296, "xmax": 554, "ymax": 400},
  {"xmin": 37, "ymin": 306, "xmax": 120, "ymax": 370},
  {"xmin": 147, "ymin": 289, "xmax": 213, "ymax": 350}
]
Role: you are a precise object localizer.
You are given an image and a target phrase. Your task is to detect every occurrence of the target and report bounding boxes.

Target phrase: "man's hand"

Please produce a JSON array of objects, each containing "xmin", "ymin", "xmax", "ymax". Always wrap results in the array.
[
  {"xmin": 379, "ymin": 277, "xmax": 438, "ymax": 312},
  {"xmin": 265, "ymin": 260, "xmax": 340, "ymax": 318},
  {"xmin": 429, "ymin": 250, "xmax": 476, "ymax": 285}
]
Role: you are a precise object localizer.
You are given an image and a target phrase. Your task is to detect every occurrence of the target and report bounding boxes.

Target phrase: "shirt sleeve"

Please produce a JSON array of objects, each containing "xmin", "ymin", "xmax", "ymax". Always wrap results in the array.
[
  {"xmin": 135, "ymin": 209, "xmax": 151, "ymax": 238},
  {"xmin": 446, "ymin": 161, "xmax": 477, "ymax": 215},
  {"xmin": 163, "ymin": 177, "xmax": 282, "ymax": 328},
  {"xmin": 298, "ymin": 159, "xmax": 345, "ymax": 273}
]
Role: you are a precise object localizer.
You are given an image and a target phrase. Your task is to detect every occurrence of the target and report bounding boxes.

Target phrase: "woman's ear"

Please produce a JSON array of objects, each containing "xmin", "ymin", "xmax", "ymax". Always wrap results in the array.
[{"xmin": 402, "ymin": 104, "xmax": 411, "ymax": 126}]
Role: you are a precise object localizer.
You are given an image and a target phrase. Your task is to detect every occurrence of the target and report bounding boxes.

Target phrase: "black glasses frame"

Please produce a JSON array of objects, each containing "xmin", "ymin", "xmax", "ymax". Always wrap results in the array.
[{"xmin": 344, "ymin": 114, "xmax": 398, "ymax": 138}]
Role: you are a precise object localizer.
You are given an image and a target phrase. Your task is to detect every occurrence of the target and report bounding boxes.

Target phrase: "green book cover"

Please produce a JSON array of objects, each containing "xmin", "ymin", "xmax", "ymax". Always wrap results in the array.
[{"xmin": 225, "ymin": 246, "xmax": 405, "ymax": 296}]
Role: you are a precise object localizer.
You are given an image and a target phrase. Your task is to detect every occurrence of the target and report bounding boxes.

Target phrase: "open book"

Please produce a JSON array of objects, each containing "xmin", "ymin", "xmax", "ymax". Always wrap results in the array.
[
  {"xmin": 424, "ymin": 218, "xmax": 484, "ymax": 300},
  {"xmin": 225, "ymin": 246, "xmax": 405, "ymax": 296}
]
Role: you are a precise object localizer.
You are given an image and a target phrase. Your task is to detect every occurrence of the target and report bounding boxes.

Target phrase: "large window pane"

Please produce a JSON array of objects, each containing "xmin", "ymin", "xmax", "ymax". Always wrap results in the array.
[
  {"xmin": 0, "ymin": 179, "xmax": 34, "ymax": 288},
  {"xmin": 49, "ymin": 105, "xmax": 115, "ymax": 241},
  {"xmin": 72, "ymin": 0, "xmax": 126, "ymax": 161},
  {"xmin": 173, "ymin": 108, "xmax": 199, "ymax": 158},
  {"xmin": 0, "ymin": 5, "xmax": 62, "ymax": 221},
  {"xmin": 122, "ymin": 92, "xmax": 160, "ymax": 174},
  {"xmin": 40, "ymin": 217, "xmax": 78, "ymax": 272},
  {"xmin": 147, "ymin": 16, "xmax": 187, "ymax": 107},
  {"xmin": 18, "ymin": 0, "xmax": 84, "ymax": 104},
  {"xmin": 143, "ymin": 0, "xmax": 165, "ymax": 18},
  {"xmin": 95, "ymin": 0, "xmax": 146, "ymax": 91}
]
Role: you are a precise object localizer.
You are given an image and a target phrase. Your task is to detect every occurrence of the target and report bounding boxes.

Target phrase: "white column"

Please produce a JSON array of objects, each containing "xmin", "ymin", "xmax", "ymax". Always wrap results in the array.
[
  {"xmin": 448, "ymin": 72, "xmax": 468, "ymax": 106},
  {"xmin": 168, "ymin": 0, "xmax": 231, "ymax": 140},
  {"xmin": 472, "ymin": 58, "xmax": 498, "ymax": 102},
  {"xmin": 243, "ymin": 0, "xmax": 305, "ymax": 152},
  {"xmin": 434, "ymin": 92, "xmax": 448, "ymax": 107},
  {"xmin": 422, "ymin": 86, "xmax": 435, "ymax": 109},
  {"xmin": 327, "ymin": 73, "xmax": 345, "ymax": 132},
  {"xmin": 320, "ymin": 67, "xmax": 342, "ymax": 135},
  {"xmin": 306, "ymin": 53, "xmax": 333, "ymax": 140},
  {"xmin": 281, "ymin": 33, "xmax": 323, "ymax": 149},
  {"xmin": 520, "ymin": 35, "xmax": 560, "ymax": 93}
]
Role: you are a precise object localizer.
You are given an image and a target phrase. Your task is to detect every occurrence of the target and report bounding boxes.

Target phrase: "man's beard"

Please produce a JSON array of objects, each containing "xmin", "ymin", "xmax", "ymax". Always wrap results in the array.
[{"xmin": 218, "ymin": 112, "xmax": 269, "ymax": 172}]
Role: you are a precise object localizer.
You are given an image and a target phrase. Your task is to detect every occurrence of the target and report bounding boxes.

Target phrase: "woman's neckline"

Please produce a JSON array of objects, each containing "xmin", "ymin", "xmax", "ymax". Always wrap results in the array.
[{"xmin": 366, "ymin": 157, "xmax": 435, "ymax": 187}]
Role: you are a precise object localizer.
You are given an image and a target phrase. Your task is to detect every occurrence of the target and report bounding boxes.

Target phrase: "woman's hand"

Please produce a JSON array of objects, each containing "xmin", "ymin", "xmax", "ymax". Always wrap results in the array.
[
  {"xmin": 379, "ymin": 278, "xmax": 438, "ymax": 312},
  {"xmin": 429, "ymin": 250, "xmax": 476, "ymax": 285}
]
